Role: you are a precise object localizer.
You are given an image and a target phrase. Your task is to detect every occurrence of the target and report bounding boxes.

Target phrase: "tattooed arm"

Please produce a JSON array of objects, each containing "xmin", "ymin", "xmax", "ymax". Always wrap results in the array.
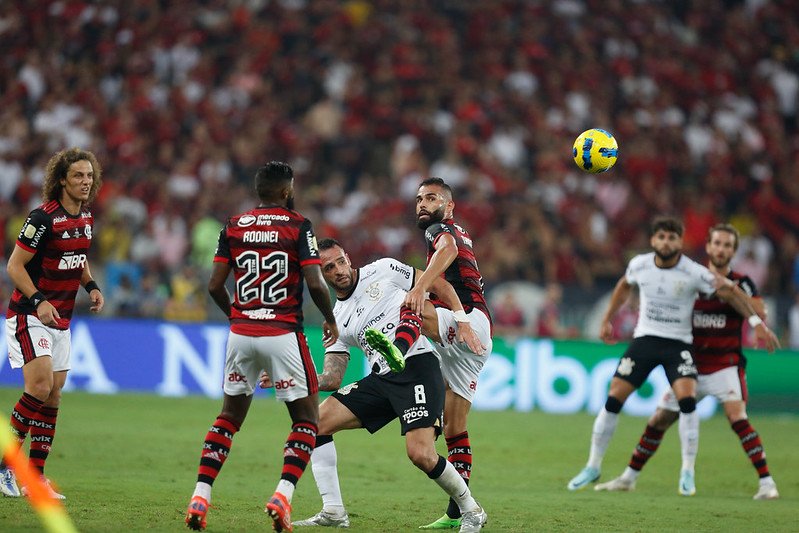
[{"xmin": 318, "ymin": 351, "xmax": 350, "ymax": 391}]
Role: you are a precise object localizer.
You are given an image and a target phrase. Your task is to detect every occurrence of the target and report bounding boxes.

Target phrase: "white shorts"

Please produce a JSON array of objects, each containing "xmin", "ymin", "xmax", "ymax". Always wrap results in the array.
[
  {"xmin": 223, "ymin": 331, "xmax": 318, "ymax": 403},
  {"xmin": 658, "ymin": 366, "xmax": 745, "ymax": 411},
  {"xmin": 5, "ymin": 315, "xmax": 71, "ymax": 372},
  {"xmin": 434, "ymin": 307, "xmax": 493, "ymax": 402}
]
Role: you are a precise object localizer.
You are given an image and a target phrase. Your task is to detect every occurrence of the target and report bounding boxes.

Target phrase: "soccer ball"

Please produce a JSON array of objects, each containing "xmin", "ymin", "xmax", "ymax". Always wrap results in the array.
[{"xmin": 572, "ymin": 128, "xmax": 618, "ymax": 173}]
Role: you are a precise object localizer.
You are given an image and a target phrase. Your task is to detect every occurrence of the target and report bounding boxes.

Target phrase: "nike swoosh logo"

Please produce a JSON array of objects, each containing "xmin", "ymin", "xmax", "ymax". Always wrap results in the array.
[{"xmin": 343, "ymin": 317, "xmax": 351, "ymax": 328}]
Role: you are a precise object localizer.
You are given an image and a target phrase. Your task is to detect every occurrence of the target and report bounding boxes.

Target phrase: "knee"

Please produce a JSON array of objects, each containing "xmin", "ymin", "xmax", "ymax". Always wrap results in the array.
[
  {"xmin": 604, "ymin": 396, "xmax": 624, "ymax": 414},
  {"xmin": 25, "ymin": 379, "xmax": 53, "ymax": 403},
  {"xmin": 649, "ymin": 409, "xmax": 678, "ymax": 431},
  {"xmin": 677, "ymin": 397, "xmax": 696, "ymax": 414},
  {"xmin": 45, "ymin": 387, "xmax": 62, "ymax": 407},
  {"xmin": 406, "ymin": 444, "xmax": 436, "ymax": 472},
  {"xmin": 219, "ymin": 410, "xmax": 246, "ymax": 428}
]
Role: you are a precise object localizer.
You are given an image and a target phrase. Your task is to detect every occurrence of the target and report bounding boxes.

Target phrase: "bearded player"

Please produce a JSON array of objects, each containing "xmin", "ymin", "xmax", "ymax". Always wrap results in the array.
[
  {"xmin": 594, "ymin": 223, "xmax": 780, "ymax": 499},
  {"xmin": 369, "ymin": 177, "xmax": 492, "ymax": 530}
]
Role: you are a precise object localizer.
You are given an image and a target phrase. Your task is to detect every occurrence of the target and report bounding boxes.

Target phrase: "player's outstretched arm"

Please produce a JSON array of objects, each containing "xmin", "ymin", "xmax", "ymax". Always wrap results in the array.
[
  {"xmin": 303, "ymin": 263, "xmax": 339, "ymax": 346},
  {"xmin": 715, "ymin": 282, "xmax": 781, "ymax": 352},
  {"xmin": 318, "ymin": 351, "xmax": 350, "ymax": 391}
]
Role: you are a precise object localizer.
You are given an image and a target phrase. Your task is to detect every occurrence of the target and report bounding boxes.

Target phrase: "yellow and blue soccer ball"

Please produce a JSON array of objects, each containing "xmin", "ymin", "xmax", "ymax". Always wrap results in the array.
[{"xmin": 572, "ymin": 128, "xmax": 618, "ymax": 173}]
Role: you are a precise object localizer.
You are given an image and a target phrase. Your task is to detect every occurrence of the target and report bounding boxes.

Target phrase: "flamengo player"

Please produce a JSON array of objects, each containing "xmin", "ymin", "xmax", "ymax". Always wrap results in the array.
[
  {"xmin": 595, "ymin": 224, "xmax": 780, "ymax": 498},
  {"xmin": 1, "ymin": 147, "xmax": 104, "ymax": 499},
  {"xmin": 396, "ymin": 177, "xmax": 492, "ymax": 530},
  {"xmin": 185, "ymin": 162, "xmax": 337, "ymax": 532}
]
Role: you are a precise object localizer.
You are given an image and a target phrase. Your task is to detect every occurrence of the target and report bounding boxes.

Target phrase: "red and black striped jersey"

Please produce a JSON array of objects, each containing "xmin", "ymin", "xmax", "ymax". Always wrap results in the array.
[
  {"xmin": 6, "ymin": 200, "xmax": 94, "ymax": 329},
  {"xmin": 692, "ymin": 271, "xmax": 758, "ymax": 374},
  {"xmin": 214, "ymin": 205, "xmax": 320, "ymax": 337},
  {"xmin": 423, "ymin": 218, "xmax": 492, "ymax": 324}
]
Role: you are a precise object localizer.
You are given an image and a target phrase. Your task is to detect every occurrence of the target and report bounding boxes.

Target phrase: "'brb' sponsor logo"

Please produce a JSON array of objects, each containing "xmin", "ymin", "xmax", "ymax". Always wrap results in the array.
[
  {"xmin": 274, "ymin": 378, "xmax": 296, "ymax": 390},
  {"xmin": 58, "ymin": 253, "xmax": 87, "ymax": 270},
  {"xmin": 228, "ymin": 372, "xmax": 247, "ymax": 382}
]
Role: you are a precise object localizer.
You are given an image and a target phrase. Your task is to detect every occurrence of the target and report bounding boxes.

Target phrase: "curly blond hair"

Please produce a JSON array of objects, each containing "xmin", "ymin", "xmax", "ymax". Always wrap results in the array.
[{"xmin": 42, "ymin": 147, "xmax": 103, "ymax": 204}]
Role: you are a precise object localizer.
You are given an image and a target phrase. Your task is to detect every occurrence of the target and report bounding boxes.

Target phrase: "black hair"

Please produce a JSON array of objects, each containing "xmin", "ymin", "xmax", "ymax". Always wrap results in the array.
[
  {"xmin": 255, "ymin": 161, "xmax": 293, "ymax": 200},
  {"xmin": 419, "ymin": 177, "xmax": 452, "ymax": 198},
  {"xmin": 650, "ymin": 216, "xmax": 684, "ymax": 237},
  {"xmin": 318, "ymin": 238, "xmax": 343, "ymax": 251}
]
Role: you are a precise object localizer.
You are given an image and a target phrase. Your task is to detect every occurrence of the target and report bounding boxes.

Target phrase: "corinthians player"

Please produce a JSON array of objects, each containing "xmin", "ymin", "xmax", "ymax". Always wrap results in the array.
[
  {"xmin": 290, "ymin": 238, "xmax": 487, "ymax": 533},
  {"xmin": 567, "ymin": 217, "xmax": 779, "ymax": 495},
  {"xmin": 594, "ymin": 223, "xmax": 780, "ymax": 499}
]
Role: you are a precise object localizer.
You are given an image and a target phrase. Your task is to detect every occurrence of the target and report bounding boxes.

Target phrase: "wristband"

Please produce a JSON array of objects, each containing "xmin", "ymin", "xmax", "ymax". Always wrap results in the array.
[
  {"xmin": 453, "ymin": 310, "xmax": 470, "ymax": 323},
  {"xmin": 85, "ymin": 280, "xmax": 101, "ymax": 294},
  {"xmin": 747, "ymin": 315, "xmax": 763, "ymax": 328},
  {"xmin": 29, "ymin": 291, "xmax": 47, "ymax": 308}
]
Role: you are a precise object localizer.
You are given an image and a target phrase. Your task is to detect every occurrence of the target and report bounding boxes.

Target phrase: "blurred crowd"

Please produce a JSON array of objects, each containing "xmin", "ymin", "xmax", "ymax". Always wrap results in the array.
[{"xmin": 0, "ymin": 0, "xmax": 798, "ymax": 342}]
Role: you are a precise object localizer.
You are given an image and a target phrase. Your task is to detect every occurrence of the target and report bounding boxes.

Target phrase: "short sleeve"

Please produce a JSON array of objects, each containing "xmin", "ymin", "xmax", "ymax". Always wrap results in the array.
[
  {"xmin": 298, "ymin": 218, "xmax": 321, "ymax": 267},
  {"xmin": 738, "ymin": 276, "xmax": 759, "ymax": 298},
  {"xmin": 695, "ymin": 264, "xmax": 717, "ymax": 295},
  {"xmin": 16, "ymin": 210, "xmax": 51, "ymax": 253},
  {"xmin": 424, "ymin": 222, "xmax": 452, "ymax": 249},
  {"xmin": 375, "ymin": 257, "xmax": 415, "ymax": 292},
  {"xmin": 213, "ymin": 224, "xmax": 231, "ymax": 264},
  {"xmin": 624, "ymin": 257, "xmax": 639, "ymax": 286}
]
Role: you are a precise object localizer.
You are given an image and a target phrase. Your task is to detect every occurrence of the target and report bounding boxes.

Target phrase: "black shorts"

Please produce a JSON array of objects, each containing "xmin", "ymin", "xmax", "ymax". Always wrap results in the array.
[
  {"xmin": 613, "ymin": 335, "xmax": 698, "ymax": 388},
  {"xmin": 332, "ymin": 352, "xmax": 444, "ymax": 436}
]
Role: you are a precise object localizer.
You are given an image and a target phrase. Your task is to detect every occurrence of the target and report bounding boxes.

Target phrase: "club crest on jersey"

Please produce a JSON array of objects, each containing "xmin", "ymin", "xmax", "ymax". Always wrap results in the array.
[
  {"xmin": 366, "ymin": 281, "xmax": 383, "ymax": 301},
  {"xmin": 84, "ymin": 225, "xmax": 92, "ymax": 239},
  {"xmin": 673, "ymin": 280, "xmax": 686, "ymax": 297},
  {"xmin": 237, "ymin": 214, "xmax": 256, "ymax": 227}
]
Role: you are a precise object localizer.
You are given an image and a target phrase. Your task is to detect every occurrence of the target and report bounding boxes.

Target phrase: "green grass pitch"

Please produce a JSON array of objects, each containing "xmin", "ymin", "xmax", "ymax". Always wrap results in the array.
[{"xmin": 0, "ymin": 388, "xmax": 796, "ymax": 532}]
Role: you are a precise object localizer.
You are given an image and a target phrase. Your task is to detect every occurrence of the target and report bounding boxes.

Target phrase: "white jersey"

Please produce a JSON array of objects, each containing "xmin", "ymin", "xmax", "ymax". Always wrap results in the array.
[
  {"xmin": 327, "ymin": 258, "xmax": 434, "ymax": 375},
  {"xmin": 626, "ymin": 252, "xmax": 716, "ymax": 344}
]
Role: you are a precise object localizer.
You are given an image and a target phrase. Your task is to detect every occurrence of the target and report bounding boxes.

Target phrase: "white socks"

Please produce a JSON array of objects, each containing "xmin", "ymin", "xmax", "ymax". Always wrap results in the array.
[
  {"xmin": 276, "ymin": 479, "xmax": 295, "ymax": 503},
  {"xmin": 432, "ymin": 461, "xmax": 477, "ymax": 513},
  {"xmin": 193, "ymin": 481, "xmax": 212, "ymax": 503},
  {"xmin": 679, "ymin": 410, "xmax": 699, "ymax": 473},
  {"xmin": 621, "ymin": 466, "xmax": 640, "ymax": 482},
  {"xmin": 587, "ymin": 408, "xmax": 619, "ymax": 470},
  {"xmin": 310, "ymin": 439, "xmax": 346, "ymax": 511}
]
